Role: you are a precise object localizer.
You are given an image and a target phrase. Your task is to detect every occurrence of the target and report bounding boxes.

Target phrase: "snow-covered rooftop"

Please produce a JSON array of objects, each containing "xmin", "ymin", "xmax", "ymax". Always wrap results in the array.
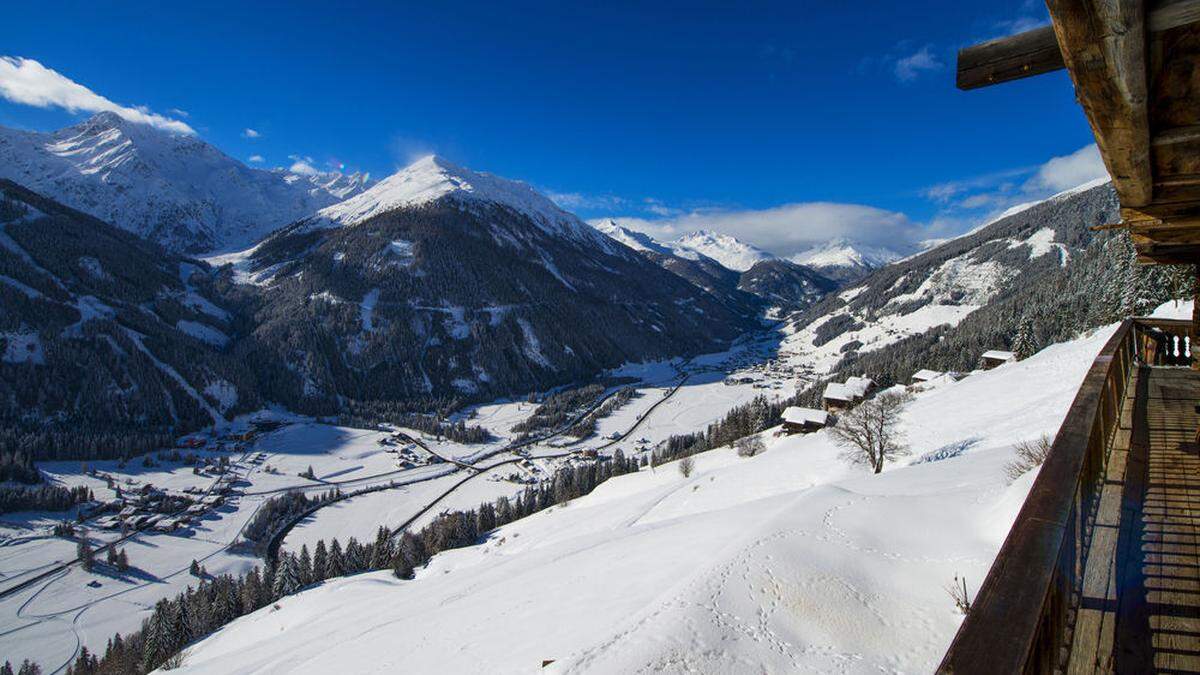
[
  {"xmin": 981, "ymin": 350, "xmax": 1016, "ymax": 362},
  {"xmin": 781, "ymin": 406, "xmax": 830, "ymax": 426},
  {"xmin": 823, "ymin": 376, "xmax": 874, "ymax": 402},
  {"xmin": 911, "ymin": 369, "xmax": 942, "ymax": 382}
]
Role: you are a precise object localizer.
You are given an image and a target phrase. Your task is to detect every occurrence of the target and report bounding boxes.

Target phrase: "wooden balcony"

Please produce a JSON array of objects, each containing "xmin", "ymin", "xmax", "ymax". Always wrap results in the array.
[{"xmin": 939, "ymin": 318, "xmax": 1199, "ymax": 674}]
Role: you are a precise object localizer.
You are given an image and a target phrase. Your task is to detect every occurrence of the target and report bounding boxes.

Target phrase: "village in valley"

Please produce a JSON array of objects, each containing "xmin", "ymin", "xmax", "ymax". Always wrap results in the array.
[{"xmin": 0, "ymin": 309, "xmax": 1028, "ymax": 671}]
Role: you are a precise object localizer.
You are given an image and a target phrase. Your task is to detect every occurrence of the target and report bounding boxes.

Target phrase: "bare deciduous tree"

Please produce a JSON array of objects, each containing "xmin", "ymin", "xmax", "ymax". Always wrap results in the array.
[
  {"xmin": 829, "ymin": 391, "xmax": 910, "ymax": 473},
  {"xmin": 736, "ymin": 436, "xmax": 765, "ymax": 458},
  {"xmin": 1003, "ymin": 434, "xmax": 1052, "ymax": 481},
  {"xmin": 678, "ymin": 455, "xmax": 695, "ymax": 478}
]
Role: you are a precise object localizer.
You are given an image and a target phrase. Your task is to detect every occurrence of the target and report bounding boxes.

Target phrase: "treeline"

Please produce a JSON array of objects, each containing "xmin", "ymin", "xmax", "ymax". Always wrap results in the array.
[
  {"xmin": 392, "ymin": 413, "xmax": 491, "ymax": 444},
  {"xmin": 513, "ymin": 383, "xmax": 605, "ymax": 437},
  {"xmin": 567, "ymin": 387, "xmax": 637, "ymax": 438},
  {"xmin": 68, "ymin": 451, "xmax": 642, "ymax": 674},
  {"xmin": 0, "ymin": 484, "xmax": 93, "ymax": 516},
  {"xmin": 0, "ymin": 451, "xmax": 40, "ymax": 484},
  {"xmin": 0, "ymin": 429, "xmax": 175, "ymax": 464},
  {"xmin": 241, "ymin": 489, "xmax": 341, "ymax": 552}
]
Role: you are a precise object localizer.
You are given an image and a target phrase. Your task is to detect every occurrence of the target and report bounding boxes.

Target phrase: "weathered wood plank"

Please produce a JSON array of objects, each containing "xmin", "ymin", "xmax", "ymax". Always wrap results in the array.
[
  {"xmin": 957, "ymin": 26, "xmax": 1064, "ymax": 90},
  {"xmin": 1046, "ymin": 0, "xmax": 1153, "ymax": 207}
]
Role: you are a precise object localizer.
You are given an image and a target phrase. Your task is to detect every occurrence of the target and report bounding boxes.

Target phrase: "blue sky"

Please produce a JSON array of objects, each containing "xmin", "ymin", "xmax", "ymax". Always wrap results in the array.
[{"xmin": 0, "ymin": 1, "xmax": 1107, "ymax": 256}]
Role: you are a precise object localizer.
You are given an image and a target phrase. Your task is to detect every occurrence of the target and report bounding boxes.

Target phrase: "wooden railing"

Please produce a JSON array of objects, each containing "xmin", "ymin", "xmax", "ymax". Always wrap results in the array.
[{"xmin": 938, "ymin": 318, "xmax": 1192, "ymax": 674}]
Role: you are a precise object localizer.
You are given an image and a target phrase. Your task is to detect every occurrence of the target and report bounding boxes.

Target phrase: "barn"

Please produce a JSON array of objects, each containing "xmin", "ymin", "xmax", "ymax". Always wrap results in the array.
[{"xmin": 780, "ymin": 406, "xmax": 831, "ymax": 434}]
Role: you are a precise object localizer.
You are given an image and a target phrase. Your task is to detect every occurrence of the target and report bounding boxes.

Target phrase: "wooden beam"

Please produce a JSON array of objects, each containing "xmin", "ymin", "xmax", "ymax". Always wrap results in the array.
[
  {"xmin": 955, "ymin": 1, "xmax": 1200, "ymax": 90},
  {"xmin": 1150, "ymin": 0, "xmax": 1200, "ymax": 32},
  {"xmin": 957, "ymin": 26, "xmax": 1064, "ymax": 89},
  {"xmin": 1046, "ymin": 0, "xmax": 1153, "ymax": 207}
]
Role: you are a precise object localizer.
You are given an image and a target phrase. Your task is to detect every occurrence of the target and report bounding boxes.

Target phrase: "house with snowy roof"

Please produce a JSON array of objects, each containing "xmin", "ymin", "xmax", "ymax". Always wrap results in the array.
[
  {"xmin": 821, "ymin": 375, "xmax": 876, "ymax": 412},
  {"xmin": 979, "ymin": 350, "xmax": 1016, "ymax": 370},
  {"xmin": 780, "ymin": 406, "xmax": 831, "ymax": 434},
  {"xmin": 910, "ymin": 369, "xmax": 942, "ymax": 385}
]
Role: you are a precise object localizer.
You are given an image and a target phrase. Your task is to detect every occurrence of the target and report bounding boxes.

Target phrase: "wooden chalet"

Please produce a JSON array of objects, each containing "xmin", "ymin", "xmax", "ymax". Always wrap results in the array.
[
  {"xmin": 979, "ymin": 349, "xmax": 1017, "ymax": 369},
  {"xmin": 821, "ymin": 376, "xmax": 876, "ymax": 412},
  {"xmin": 910, "ymin": 368, "xmax": 944, "ymax": 385},
  {"xmin": 780, "ymin": 406, "xmax": 831, "ymax": 434},
  {"xmin": 942, "ymin": 2, "xmax": 1200, "ymax": 673}
]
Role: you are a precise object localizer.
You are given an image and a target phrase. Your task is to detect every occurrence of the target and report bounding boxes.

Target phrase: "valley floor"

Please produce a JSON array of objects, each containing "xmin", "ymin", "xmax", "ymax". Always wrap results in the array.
[
  {"xmin": 171, "ymin": 325, "xmax": 1117, "ymax": 674},
  {"xmin": 0, "ymin": 331, "xmax": 791, "ymax": 672}
]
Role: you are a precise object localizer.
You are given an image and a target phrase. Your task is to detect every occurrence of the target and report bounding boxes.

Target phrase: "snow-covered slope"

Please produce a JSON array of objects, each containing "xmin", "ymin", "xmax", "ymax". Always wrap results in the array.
[
  {"xmin": 779, "ymin": 181, "xmax": 1118, "ymax": 379},
  {"xmin": 0, "ymin": 113, "xmax": 372, "ymax": 253},
  {"xmin": 592, "ymin": 218, "xmax": 674, "ymax": 256},
  {"xmin": 175, "ymin": 324, "xmax": 1114, "ymax": 674},
  {"xmin": 670, "ymin": 230, "xmax": 774, "ymax": 272}
]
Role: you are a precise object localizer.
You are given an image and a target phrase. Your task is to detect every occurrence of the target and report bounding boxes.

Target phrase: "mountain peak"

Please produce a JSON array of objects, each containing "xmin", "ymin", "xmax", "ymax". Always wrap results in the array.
[
  {"xmin": 791, "ymin": 238, "xmax": 902, "ymax": 271},
  {"xmin": 670, "ymin": 230, "xmax": 773, "ymax": 272},
  {"xmin": 313, "ymin": 155, "xmax": 595, "ymax": 242}
]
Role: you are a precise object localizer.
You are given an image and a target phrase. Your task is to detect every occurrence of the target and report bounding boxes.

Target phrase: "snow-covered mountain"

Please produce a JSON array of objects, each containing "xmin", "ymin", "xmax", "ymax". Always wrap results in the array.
[
  {"xmin": 670, "ymin": 230, "xmax": 774, "ymax": 272},
  {"xmin": 0, "ymin": 179, "xmax": 280, "ymax": 435},
  {"xmin": 593, "ymin": 219, "xmax": 838, "ymax": 312},
  {"xmin": 0, "ymin": 113, "xmax": 372, "ymax": 253},
  {"xmin": 791, "ymin": 238, "xmax": 904, "ymax": 284},
  {"xmin": 231, "ymin": 156, "xmax": 753, "ymax": 401}
]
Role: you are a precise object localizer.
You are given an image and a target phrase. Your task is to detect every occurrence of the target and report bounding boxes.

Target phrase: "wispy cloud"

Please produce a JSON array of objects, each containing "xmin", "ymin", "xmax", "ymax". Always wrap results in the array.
[
  {"xmin": 248, "ymin": 154, "xmax": 264, "ymax": 163},
  {"xmin": 894, "ymin": 45, "xmax": 943, "ymax": 82},
  {"xmin": 547, "ymin": 191, "xmax": 628, "ymax": 211},
  {"xmin": 594, "ymin": 202, "xmax": 923, "ymax": 258},
  {"xmin": 921, "ymin": 144, "xmax": 1109, "ymax": 224},
  {"xmin": 242, "ymin": 127, "xmax": 261, "ymax": 139},
  {"xmin": 0, "ymin": 56, "xmax": 194, "ymax": 134}
]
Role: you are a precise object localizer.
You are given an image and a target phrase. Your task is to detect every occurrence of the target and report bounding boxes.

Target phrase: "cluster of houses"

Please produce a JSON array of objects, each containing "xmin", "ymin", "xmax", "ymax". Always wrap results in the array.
[
  {"xmin": 380, "ymin": 435, "xmax": 435, "ymax": 468},
  {"xmin": 779, "ymin": 347, "xmax": 1017, "ymax": 436},
  {"xmin": 83, "ymin": 467, "xmax": 239, "ymax": 534}
]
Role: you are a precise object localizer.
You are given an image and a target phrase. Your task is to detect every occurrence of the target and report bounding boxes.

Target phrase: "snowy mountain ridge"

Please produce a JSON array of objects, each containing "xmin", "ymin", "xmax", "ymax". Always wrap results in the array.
[
  {"xmin": 792, "ymin": 237, "xmax": 903, "ymax": 270},
  {"xmin": 670, "ymin": 229, "xmax": 774, "ymax": 272},
  {"xmin": 311, "ymin": 155, "xmax": 609, "ymax": 248},
  {"xmin": 0, "ymin": 112, "xmax": 373, "ymax": 253}
]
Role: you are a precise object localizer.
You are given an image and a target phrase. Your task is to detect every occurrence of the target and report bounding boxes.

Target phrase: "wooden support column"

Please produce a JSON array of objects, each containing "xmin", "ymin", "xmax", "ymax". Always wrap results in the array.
[{"xmin": 1193, "ymin": 264, "xmax": 1199, "ymax": 368}]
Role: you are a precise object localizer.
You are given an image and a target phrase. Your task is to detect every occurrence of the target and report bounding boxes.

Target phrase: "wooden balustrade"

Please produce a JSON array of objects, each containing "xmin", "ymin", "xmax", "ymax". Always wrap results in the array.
[{"xmin": 938, "ymin": 318, "xmax": 1192, "ymax": 674}]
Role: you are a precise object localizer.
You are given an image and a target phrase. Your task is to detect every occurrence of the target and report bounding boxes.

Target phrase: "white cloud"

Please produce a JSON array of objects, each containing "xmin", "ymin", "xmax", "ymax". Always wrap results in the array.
[
  {"xmin": 0, "ymin": 56, "xmax": 194, "ymax": 134},
  {"xmin": 1025, "ymin": 144, "xmax": 1107, "ymax": 192},
  {"xmin": 919, "ymin": 143, "xmax": 1110, "ymax": 230},
  {"xmin": 288, "ymin": 154, "xmax": 318, "ymax": 176},
  {"xmin": 169, "ymin": 107, "xmax": 190, "ymax": 118},
  {"xmin": 894, "ymin": 46, "xmax": 942, "ymax": 82},
  {"xmin": 242, "ymin": 128, "xmax": 261, "ymax": 139},
  {"xmin": 248, "ymin": 154, "xmax": 265, "ymax": 163},
  {"xmin": 595, "ymin": 202, "xmax": 921, "ymax": 258}
]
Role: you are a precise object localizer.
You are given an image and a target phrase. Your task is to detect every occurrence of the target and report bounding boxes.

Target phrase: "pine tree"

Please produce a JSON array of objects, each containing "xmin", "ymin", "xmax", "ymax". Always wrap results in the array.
[
  {"xmin": 1011, "ymin": 316, "xmax": 1036, "ymax": 360},
  {"xmin": 77, "ymin": 538, "xmax": 93, "ymax": 572},
  {"xmin": 272, "ymin": 553, "xmax": 301, "ymax": 598},
  {"xmin": 325, "ymin": 539, "xmax": 345, "ymax": 579},
  {"xmin": 312, "ymin": 540, "xmax": 328, "ymax": 583},
  {"xmin": 298, "ymin": 544, "xmax": 313, "ymax": 586},
  {"xmin": 141, "ymin": 600, "xmax": 172, "ymax": 671}
]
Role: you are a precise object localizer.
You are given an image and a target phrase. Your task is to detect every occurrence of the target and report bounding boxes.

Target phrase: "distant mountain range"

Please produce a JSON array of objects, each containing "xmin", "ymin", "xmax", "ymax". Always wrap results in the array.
[
  {"xmin": 791, "ymin": 238, "xmax": 905, "ymax": 283},
  {"xmin": 0, "ymin": 149, "xmax": 759, "ymax": 450},
  {"xmin": 0, "ymin": 112, "xmax": 372, "ymax": 253}
]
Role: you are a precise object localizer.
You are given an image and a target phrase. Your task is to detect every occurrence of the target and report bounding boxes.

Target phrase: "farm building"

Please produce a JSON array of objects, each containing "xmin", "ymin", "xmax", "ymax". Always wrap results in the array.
[
  {"xmin": 821, "ymin": 375, "xmax": 876, "ymax": 411},
  {"xmin": 910, "ymin": 369, "xmax": 943, "ymax": 385},
  {"xmin": 979, "ymin": 350, "xmax": 1016, "ymax": 369},
  {"xmin": 780, "ymin": 407, "xmax": 830, "ymax": 434}
]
